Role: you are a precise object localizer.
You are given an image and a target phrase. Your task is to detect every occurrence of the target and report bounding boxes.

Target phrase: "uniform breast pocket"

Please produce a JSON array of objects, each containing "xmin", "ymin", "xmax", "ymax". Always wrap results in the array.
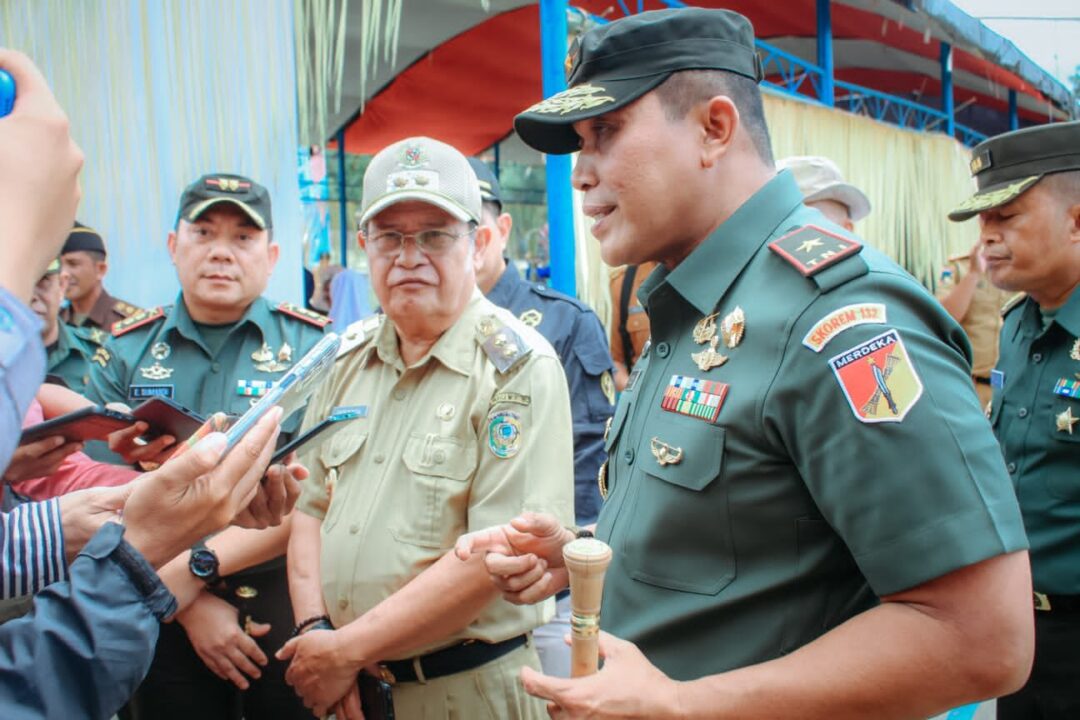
[
  {"xmin": 318, "ymin": 431, "xmax": 368, "ymax": 531},
  {"xmin": 1046, "ymin": 401, "xmax": 1080, "ymax": 500},
  {"xmin": 622, "ymin": 421, "xmax": 734, "ymax": 595},
  {"xmin": 393, "ymin": 433, "xmax": 478, "ymax": 548}
]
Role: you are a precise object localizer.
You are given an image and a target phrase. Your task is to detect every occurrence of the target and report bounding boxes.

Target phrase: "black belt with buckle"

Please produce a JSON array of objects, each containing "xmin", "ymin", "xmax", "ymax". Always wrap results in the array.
[
  {"xmin": 379, "ymin": 634, "xmax": 527, "ymax": 684},
  {"xmin": 1034, "ymin": 592, "xmax": 1080, "ymax": 613},
  {"xmin": 973, "ymin": 375, "xmax": 992, "ymax": 386}
]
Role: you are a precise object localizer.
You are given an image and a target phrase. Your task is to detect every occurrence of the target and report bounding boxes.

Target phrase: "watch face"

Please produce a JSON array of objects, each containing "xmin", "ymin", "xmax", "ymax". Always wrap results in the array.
[{"xmin": 190, "ymin": 549, "xmax": 218, "ymax": 578}]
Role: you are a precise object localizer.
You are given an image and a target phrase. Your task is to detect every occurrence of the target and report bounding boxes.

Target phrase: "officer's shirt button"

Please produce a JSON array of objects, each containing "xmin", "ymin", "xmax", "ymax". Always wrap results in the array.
[
  {"xmin": 623, "ymin": 448, "xmax": 635, "ymax": 464},
  {"xmin": 349, "ymin": 524, "xmax": 359, "ymax": 535},
  {"xmin": 1018, "ymin": 407, "xmax": 1028, "ymax": 418},
  {"xmin": 338, "ymin": 598, "xmax": 348, "ymax": 610},
  {"xmin": 656, "ymin": 342, "xmax": 670, "ymax": 358},
  {"xmin": 433, "ymin": 449, "xmax": 446, "ymax": 464},
  {"xmin": 1006, "ymin": 462, "xmax": 1017, "ymax": 474},
  {"xmin": 392, "ymin": 389, "xmax": 406, "ymax": 401},
  {"xmin": 1032, "ymin": 353, "xmax": 1043, "ymax": 363},
  {"xmin": 373, "ymin": 453, "xmax": 386, "ymax": 464},
  {"xmin": 211, "ymin": 362, "xmax": 221, "ymax": 373}
]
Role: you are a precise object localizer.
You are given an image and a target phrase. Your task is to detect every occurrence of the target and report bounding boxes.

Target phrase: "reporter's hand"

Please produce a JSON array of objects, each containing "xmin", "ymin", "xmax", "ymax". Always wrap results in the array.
[
  {"xmin": 57, "ymin": 484, "xmax": 130, "ymax": 563},
  {"xmin": 3, "ymin": 435, "xmax": 82, "ymax": 484},
  {"xmin": 108, "ymin": 422, "xmax": 176, "ymax": 466},
  {"xmin": 0, "ymin": 49, "xmax": 84, "ymax": 301},
  {"xmin": 175, "ymin": 593, "xmax": 271, "ymax": 690},
  {"xmin": 121, "ymin": 406, "xmax": 283, "ymax": 568},
  {"xmin": 232, "ymin": 456, "xmax": 307, "ymax": 529},
  {"xmin": 454, "ymin": 512, "xmax": 574, "ymax": 605}
]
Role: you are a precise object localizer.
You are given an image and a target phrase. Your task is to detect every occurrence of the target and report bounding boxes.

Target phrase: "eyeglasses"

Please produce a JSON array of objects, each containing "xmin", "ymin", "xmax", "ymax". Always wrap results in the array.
[{"xmin": 367, "ymin": 227, "xmax": 475, "ymax": 257}]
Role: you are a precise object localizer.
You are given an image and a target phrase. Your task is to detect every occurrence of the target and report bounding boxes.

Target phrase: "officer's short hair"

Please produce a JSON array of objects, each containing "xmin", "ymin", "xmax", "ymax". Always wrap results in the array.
[
  {"xmin": 654, "ymin": 69, "xmax": 774, "ymax": 166},
  {"xmin": 480, "ymin": 200, "xmax": 502, "ymax": 224},
  {"xmin": 82, "ymin": 250, "xmax": 106, "ymax": 264}
]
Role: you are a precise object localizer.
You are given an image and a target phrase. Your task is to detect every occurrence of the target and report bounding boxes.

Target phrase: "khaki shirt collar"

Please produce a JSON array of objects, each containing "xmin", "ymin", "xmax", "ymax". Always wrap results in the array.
[
  {"xmin": 644, "ymin": 171, "xmax": 804, "ymax": 316},
  {"xmin": 370, "ymin": 289, "xmax": 483, "ymax": 377}
]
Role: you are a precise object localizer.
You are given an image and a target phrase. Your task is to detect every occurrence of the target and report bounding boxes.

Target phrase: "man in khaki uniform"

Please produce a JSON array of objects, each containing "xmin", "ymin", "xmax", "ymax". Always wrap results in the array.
[
  {"xmin": 936, "ymin": 240, "xmax": 1013, "ymax": 406},
  {"xmin": 777, "ymin": 155, "xmax": 871, "ymax": 232},
  {"xmin": 279, "ymin": 136, "xmax": 574, "ymax": 719}
]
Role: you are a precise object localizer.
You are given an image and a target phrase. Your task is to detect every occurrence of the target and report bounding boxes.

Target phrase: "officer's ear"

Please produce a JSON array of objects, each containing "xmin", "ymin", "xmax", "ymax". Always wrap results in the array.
[
  {"xmin": 167, "ymin": 230, "xmax": 179, "ymax": 264},
  {"xmin": 1066, "ymin": 201, "xmax": 1080, "ymax": 247},
  {"xmin": 472, "ymin": 224, "xmax": 492, "ymax": 271},
  {"xmin": 698, "ymin": 95, "xmax": 738, "ymax": 169},
  {"xmin": 266, "ymin": 239, "xmax": 280, "ymax": 271}
]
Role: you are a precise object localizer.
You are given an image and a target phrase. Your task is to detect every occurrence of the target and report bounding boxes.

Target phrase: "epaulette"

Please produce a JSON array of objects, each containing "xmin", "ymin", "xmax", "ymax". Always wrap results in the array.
[
  {"xmin": 113, "ymin": 300, "xmax": 142, "ymax": 318},
  {"xmin": 1001, "ymin": 292, "xmax": 1027, "ymax": 317},
  {"xmin": 476, "ymin": 314, "xmax": 532, "ymax": 374},
  {"xmin": 768, "ymin": 224, "xmax": 866, "ymax": 292},
  {"xmin": 112, "ymin": 306, "xmax": 165, "ymax": 337},
  {"xmin": 336, "ymin": 314, "xmax": 383, "ymax": 360},
  {"xmin": 275, "ymin": 301, "xmax": 331, "ymax": 328},
  {"xmin": 529, "ymin": 282, "xmax": 589, "ymax": 312}
]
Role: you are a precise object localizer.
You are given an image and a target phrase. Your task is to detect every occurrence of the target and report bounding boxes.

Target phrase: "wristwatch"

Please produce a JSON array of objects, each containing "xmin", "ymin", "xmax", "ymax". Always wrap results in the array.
[{"xmin": 188, "ymin": 541, "xmax": 221, "ymax": 586}]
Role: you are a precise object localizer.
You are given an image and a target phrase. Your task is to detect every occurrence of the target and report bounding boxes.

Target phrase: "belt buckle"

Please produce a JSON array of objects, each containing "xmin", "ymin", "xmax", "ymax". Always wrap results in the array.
[
  {"xmin": 377, "ymin": 664, "xmax": 397, "ymax": 685},
  {"xmin": 1034, "ymin": 592, "xmax": 1052, "ymax": 612}
]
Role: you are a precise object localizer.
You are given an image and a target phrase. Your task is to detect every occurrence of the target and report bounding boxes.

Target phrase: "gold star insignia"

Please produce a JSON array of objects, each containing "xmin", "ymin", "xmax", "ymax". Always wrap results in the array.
[
  {"xmin": 797, "ymin": 238, "xmax": 824, "ymax": 253},
  {"xmin": 1056, "ymin": 407, "xmax": 1079, "ymax": 434}
]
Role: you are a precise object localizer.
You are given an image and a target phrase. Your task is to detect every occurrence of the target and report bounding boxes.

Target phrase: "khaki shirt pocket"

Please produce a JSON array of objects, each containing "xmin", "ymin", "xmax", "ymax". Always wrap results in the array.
[
  {"xmin": 622, "ymin": 420, "xmax": 735, "ymax": 595},
  {"xmin": 318, "ymin": 432, "xmax": 368, "ymax": 530},
  {"xmin": 393, "ymin": 433, "xmax": 478, "ymax": 548}
]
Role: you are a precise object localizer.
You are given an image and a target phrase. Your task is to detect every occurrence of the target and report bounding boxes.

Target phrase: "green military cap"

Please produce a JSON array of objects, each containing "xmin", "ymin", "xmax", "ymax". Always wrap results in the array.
[
  {"xmin": 177, "ymin": 173, "xmax": 273, "ymax": 229},
  {"xmin": 514, "ymin": 7, "xmax": 762, "ymax": 155},
  {"xmin": 63, "ymin": 222, "xmax": 107, "ymax": 256},
  {"xmin": 949, "ymin": 120, "xmax": 1080, "ymax": 222}
]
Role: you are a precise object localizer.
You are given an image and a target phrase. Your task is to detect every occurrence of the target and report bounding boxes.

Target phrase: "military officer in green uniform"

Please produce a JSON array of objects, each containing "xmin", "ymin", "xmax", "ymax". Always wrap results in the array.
[
  {"xmin": 277, "ymin": 137, "xmax": 573, "ymax": 720},
  {"xmin": 58, "ymin": 222, "xmax": 142, "ymax": 330},
  {"xmin": 455, "ymin": 8, "xmax": 1033, "ymax": 719},
  {"xmin": 948, "ymin": 120, "xmax": 1080, "ymax": 720},
  {"xmin": 28, "ymin": 257, "xmax": 110, "ymax": 395},
  {"xmin": 88, "ymin": 173, "xmax": 324, "ymax": 720}
]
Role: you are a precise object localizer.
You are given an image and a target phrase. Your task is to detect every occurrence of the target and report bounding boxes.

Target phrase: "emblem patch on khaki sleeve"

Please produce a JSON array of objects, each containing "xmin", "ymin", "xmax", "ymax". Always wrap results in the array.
[
  {"xmin": 487, "ymin": 410, "xmax": 522, "ymax": 459},
  {"xmin": 803, "ymin": 303, "xmax": 888, "ymax": 353},
  {"xmin": 828, "ymin": 329, "xmax": 923, "ymax": 423}
]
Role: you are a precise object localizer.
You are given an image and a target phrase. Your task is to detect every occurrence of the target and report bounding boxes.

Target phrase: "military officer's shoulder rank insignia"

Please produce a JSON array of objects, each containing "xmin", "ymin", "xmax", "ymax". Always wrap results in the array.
[
  {"xmin": 336, "ymin": 314, "xmax": 383, "ymax": 360},
  {"xmin": 112, "ymin": 306, "xmax": 165, "ymax": 337},
  {"xmin": 113, "ymin": 300, "xmax": 142, "ymax": 318},
  {"xmin": 275, "ymin": 302, "xmax": 331, "ymax": 328},
  {"xmin": 476, "ymin": 315, "xmax": 532, "ymax": 375},
  {"xmin": 828, "ymin": 328, "xmax": 923, "ymax": 423},
  {"xmin": 1001, "ymin": 292, "xmax": 1026, "ymax": 317},
  {"xmin": 769, "ymin": 224, "xmax": 862, "ymax": 277}
]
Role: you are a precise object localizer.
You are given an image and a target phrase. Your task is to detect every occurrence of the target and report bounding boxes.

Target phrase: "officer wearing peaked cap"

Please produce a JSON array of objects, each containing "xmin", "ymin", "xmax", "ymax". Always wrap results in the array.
[
  {"xmin": 59, "ymin": 222, "xmax": 142, "ymax": 331},
  {"xmin": 949, "ymin": 120, "xmax": 1080, "ymax": 720},
  {"xmin": 89, "ymin": 172, "xmax": 324, "ymax": 720},
  {"xmin": 457, "ymin": 8, "xmax": 1032, "ymax": 719}
]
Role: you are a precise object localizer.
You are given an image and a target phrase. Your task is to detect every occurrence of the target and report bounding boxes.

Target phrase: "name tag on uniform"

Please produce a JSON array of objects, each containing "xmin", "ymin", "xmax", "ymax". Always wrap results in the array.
[
  {"xmin": 990, "ymin": 370, "xmax": 1005, "ymax": 389},
  {"xmin": 129, "ymin": 384, "xmax": 174, "ymax": 399},
  {"xmin": 1054, "ymin": 377, "xmax": 1080, "ymax": 400}
]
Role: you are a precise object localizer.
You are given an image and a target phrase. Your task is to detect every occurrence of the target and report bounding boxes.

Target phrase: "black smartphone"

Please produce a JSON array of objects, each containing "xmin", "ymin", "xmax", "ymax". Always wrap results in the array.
[
  {"xmin": 20, "ymin": 406, "xmax": 137, "ymax": 446},
  {"xmin": 131, "ymin": 397, "xmax": 206, "ymax": 440},
  {"xmin": 270, "ymin": 405, "xmax": 365, "ymax": 465},
  {"xmin": 358, "ymin": 672, "xmax": 395, "ymax": 720}
]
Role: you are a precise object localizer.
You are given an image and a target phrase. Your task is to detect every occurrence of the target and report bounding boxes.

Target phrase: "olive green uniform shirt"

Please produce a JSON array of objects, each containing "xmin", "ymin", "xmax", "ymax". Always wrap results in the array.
[
  {"xmin": 597, "ymin": 172, "xmax": 1027, "ymax": 681},
  {"xmin": 991, "ymin": 289, "xmax": 1080, "ymax": 594},
  {"xmin": 297, "ymin": 291, "xmax": 574, "ymax": 658},
  {"xmin": 87, "ymin": 295, "xmax": 327, "ymax": 429},
  {"xmin": 46, "ymin": 323, "xmax": 110, "ymax": 395}
]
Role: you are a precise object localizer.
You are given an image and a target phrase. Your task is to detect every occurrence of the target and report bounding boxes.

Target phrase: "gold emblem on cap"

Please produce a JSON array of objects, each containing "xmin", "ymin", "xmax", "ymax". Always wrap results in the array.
[
  {"xmin": 526, "ymin": 84, "xmax": 615, "ymax": 116},
  {"xmin": 650, "ymin": 437, "xmax": 684, "ymax": 467},
  {"xmin": 720, "ymin": 307, "xmax": 745, "ymax": 349},
  {"xmin": 1056, "ymin": 407, "xmax": 1078, "ymax": 434}
]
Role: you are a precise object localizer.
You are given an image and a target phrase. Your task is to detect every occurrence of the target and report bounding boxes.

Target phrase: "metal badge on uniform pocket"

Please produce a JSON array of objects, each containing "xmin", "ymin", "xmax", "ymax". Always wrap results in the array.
[{"xmin": 650, "ymin": 437, "xmax": 683, "ymax": 466}]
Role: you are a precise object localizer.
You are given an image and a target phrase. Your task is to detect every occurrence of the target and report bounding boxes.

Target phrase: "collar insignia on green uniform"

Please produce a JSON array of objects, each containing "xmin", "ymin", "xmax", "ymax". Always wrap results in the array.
[
  {"xmin": 1053, "ymin": 377, "xmax": 1080, "ymax": 400},
  {"xmin": 477, "ymin": 315, "xmax": 532, "ymax": 374},
  {"xmin": 87, "ymin": 327, "xmax": 107, "ymax": 346},
  {"xmin": 525, "ymin": 84, "xmax": 615, "ymax": 116},
  {"xmin": 91, "ymin": 347, "xmax": 110, "ymax": 368},
  {"xmin": 519, "ymin": 309, "xmax": 542, "ymax": 328},
  {"xmin": 769, "ymin": 225, "xmax": 862, "ymax": 277},
  {"xmin": 112, "ymin": 306, "xmax": 165, "ymax": 337},
  {"xmin": 661, "ymin": 375, "xmax": 728, "ymax": 424},
  {"xmin": 486, "ymin": 410, "xmax": 522, "ymax": 459},
  {"xmin": 828, "ymin": 329, "xmax": 924, "ymax": 424},
  {"xmin": 275, "ymin": 301, "xmax": 331, "ymax": 328}
]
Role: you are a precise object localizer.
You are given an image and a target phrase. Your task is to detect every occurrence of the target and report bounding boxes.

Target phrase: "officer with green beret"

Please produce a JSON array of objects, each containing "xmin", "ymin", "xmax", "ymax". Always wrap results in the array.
[
  {"xmin": 455, "ymin": 7, "xmax": 1033, "ymax": 718},
  {"xmin": 58, "ymin": 222, "xmax": 142, "ymax": 331},
  {"xmin": 27, "ymin": 258, "xmax": 110, "ymax": 395},
  {"xmin": 88, "ymin": 173, "xmax": 323, "ymax": 720},
  {"xmin": 948, "ymin": 120, "xmax": 1080, "ymax": 720}
]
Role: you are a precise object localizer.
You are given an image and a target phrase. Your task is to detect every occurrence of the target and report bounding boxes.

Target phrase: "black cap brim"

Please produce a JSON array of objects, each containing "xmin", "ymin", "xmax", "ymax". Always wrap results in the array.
[
  {"xmin": 515, "ymin": 74, "xmax": 670, "ymax": 155},
  {"xmin": 184, "ymin": 198, "xmax": 269, "ymax": 230}
]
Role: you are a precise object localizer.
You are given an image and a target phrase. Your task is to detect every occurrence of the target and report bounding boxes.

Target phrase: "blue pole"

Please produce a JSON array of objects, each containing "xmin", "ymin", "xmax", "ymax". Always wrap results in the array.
[
  {"xmin": 1008, "ymin": 89, "xmax": 1019, "ymax": 130},
  {"xmin": 940, "ymin": 42, "xmax": 955, "ymax": 138},
  {"xmin": 336, "ymin": 128, "xmax": 348, "ymax": 267},
  {"xmin": 539, "ymin": 0, "xmax": 576, "ymax": 296},
  {"xmin": 816, "ymin": 0, "xmax": 834, "ymax": 107}
]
